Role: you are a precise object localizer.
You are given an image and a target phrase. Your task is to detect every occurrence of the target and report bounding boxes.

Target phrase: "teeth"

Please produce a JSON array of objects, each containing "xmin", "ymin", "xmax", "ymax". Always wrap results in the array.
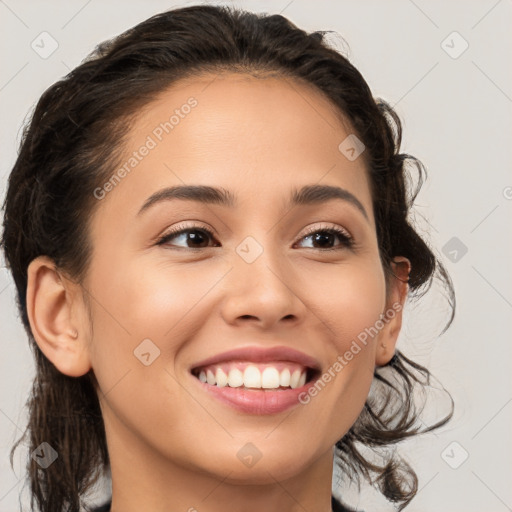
[
  {"xmin": 279, "ymin": 368, "xmax": 291, "ymax": 387},
  {"xmin": 261, "ymin": 367, "xmax": 280, "ymax": 389},
  {"xmin": 206, "ymin": 369, "xmax": 216, "ymax": 386},
  {"xmin": 216, "ymin": 368, "xmax": 228, "ymax": 387},
  {"xmin": 197, "ymin": 364, "xmax": 308, "ymax": 390},
  {"xmin": 290, "ymin": 370, "xmax": 301, "ymax": 389},
  {"xmin": 243, "ymin": 365, "xmax": 261, "ymax": 388},
  {"xmin": 228, "ymin": 368, "xmax": 244, "ymax": 387}
]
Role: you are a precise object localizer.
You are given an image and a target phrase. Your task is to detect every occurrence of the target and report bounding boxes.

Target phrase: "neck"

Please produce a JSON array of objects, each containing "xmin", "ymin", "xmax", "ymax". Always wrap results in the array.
[{"xmin": 105, "ymin": 411, "xmax": 335, "ymax": 512}]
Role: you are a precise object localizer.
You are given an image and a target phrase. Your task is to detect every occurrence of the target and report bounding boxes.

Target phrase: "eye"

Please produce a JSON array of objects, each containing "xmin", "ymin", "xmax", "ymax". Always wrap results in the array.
[
  {"xmin": 155, "ymin": 224, "xmax": 218, "ymax": 249},
  {"xmin": 155, "ymin": 223, "xmax": 354, "ymax": 251},
  {"xmin": 294, "ymin": 225, "xmax": 354, "ymax": 251}
]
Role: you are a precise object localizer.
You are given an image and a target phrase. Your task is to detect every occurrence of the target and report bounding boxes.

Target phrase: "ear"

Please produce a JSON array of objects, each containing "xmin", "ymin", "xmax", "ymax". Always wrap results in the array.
[
  {"xmin": 26, "ymin": 256, "xmax": 92, "ymax": 377},
  {"xmin": 375, "ymin": 256, "xmax": 411, "ymax": 367}
]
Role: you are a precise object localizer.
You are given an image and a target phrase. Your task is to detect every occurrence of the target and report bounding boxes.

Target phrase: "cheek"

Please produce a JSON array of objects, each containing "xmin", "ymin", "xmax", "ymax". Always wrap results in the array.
[
  {"xmin": 89, "ymin": 259, "xmax": 206, "ymax": 343},
  {"xmin": 311, "ymin": 257, "xmax": 387, "ymax": 348},
  {"xmin": 88, "ymin": 252, "xmax": 386, "ymax": 383},
  {"xmin": 86, "ymin": 258, "xmax": 231, "ymax": 403},
  {"xmin": 298, "ymin": 258, "xmax": 386, "ymax": 431},
  {"xmin": 85, "ymin": 262, "xmax": 208, "ymax": 447}
]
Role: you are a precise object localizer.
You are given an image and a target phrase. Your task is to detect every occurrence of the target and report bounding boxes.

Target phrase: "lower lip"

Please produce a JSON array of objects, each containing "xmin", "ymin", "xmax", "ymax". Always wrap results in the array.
[{"xmin": 192, "ymin": 375, "xmax": 317, "ymax": 415}]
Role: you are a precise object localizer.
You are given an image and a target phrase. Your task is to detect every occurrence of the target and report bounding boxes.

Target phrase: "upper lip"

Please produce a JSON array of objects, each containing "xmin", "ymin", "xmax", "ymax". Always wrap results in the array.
[{"xmin": 190, "ymin": 345, "xmax": 322, "ymax": 372}]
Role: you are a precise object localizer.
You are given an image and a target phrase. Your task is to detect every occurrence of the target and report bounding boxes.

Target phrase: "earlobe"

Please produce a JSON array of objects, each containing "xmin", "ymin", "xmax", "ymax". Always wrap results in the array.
[
  {"xmin": 375, "ymin": 256, "xmax": 411, "ymax": 367},
  {"xmin": 26, "ymin": 256, "xmax": 91, "ymax": 377}
]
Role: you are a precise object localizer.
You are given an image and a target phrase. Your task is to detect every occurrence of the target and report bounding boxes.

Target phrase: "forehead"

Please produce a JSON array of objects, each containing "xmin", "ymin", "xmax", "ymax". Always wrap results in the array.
[
  {"xmin": 137, "ymin": 71, "xmax": 359, "ymax": 159},
  {"xmin": 93, "ymin": 71, "xmax": 373, "ymax": 224}
]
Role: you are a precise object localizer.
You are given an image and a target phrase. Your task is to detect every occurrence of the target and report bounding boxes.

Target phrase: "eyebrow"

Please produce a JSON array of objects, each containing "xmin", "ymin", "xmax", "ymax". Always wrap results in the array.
[{"xmin": 137, "ymin": 184, "xmax": 368, "ymax": 220}]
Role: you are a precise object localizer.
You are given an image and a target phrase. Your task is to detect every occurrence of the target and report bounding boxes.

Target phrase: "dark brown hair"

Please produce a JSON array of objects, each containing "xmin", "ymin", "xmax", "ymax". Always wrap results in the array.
[{"xmin": 1, "ymin": 5, "xmax": 454, "ymax": 511}]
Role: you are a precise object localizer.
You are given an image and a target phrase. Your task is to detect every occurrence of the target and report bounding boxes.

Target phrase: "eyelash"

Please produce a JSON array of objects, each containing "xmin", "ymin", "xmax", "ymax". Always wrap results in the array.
[{"xmin": 155, "ymin": 223, "xmax": 355, "ymax": 252}]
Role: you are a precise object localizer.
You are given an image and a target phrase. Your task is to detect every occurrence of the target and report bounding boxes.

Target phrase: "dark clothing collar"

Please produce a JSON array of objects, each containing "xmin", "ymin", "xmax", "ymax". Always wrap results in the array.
[{"xmin": 92, "ymin": 496, "xmax": 363, "ymax": 512}]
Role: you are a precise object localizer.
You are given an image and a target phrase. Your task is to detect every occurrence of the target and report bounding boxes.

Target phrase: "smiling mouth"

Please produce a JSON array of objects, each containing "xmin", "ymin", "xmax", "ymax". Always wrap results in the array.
[{"xmin": 191, "ymin": 361, "xmax": 319, "ymax": 391}]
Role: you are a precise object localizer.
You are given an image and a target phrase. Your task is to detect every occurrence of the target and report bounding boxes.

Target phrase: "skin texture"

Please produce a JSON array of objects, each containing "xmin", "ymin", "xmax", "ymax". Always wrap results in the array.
[{"xmin": 26, "ymin": 73, "xmax": 410, "ymax": 512}]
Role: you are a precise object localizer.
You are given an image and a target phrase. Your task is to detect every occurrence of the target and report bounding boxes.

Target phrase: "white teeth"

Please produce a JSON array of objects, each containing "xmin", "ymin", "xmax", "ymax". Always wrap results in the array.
[
  {"xmin": 261, "ymin": 367, "xmax": 280, "ymax": 389},
  {"xmin": 243, "ymin": 365, "xmax": 261, "ymax": 388},
  {"xmin": 228, "ymin": 368, "xmax": 244, "ymax": 387},
  {"xmin": 197, "ymin": 365, "xmax": 308, "ymax": 389},
  {"xmin": 290, "ymin": 370, "xmax": 301, "ymax": 389},
  {"xmin": 206, "ymin": 369, "xmax": 216, "ymax": 386},
  {"xmin": 279, "ymin": 368, "xmax": 291, "ymax": 387},
  {"xmin": 216, "ymin": 368, "xmax": 228, "ymax": 387}
]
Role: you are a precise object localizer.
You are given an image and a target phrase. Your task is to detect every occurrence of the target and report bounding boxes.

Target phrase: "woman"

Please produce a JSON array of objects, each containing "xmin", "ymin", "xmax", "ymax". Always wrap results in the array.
[{"xmin": 1, "ymin": 5, "xmax": 454, "ymax": 512}]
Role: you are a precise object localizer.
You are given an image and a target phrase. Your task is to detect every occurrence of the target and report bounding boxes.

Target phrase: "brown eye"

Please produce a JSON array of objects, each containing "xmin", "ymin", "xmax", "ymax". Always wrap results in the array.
[
  {"xmin": 156, "ymin": 226, "xmax": 217, "ymax": 249},
  {"xmin": 295, "ymin": 227, "xmax": 354, "ymax": 251},
  {"xmin": 156, "ymin": 224, "xmax": 354, "ymax": 252}
]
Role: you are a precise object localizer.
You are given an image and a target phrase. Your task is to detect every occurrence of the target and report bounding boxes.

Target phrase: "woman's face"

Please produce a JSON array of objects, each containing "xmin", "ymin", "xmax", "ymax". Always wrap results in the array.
[{"xmin": 74, "ymin": 73, "xmax": 404, "ymax": 483}]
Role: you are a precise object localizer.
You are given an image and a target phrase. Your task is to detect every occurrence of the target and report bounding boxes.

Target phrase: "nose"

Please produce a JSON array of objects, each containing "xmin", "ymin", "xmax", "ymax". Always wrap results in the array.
[{"xmin": 219, "ymin": 243, "xmax": 307, "ymax": 330}]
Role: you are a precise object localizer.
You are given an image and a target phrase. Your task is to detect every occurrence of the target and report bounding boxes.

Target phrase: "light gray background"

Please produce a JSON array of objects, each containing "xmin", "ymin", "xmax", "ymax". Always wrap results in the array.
[{"xmin": 1, "ymin": 1, "xmax": 511, "ymax": 511}]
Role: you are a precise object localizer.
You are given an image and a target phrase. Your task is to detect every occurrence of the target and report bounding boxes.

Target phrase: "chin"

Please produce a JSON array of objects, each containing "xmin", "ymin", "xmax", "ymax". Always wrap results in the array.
[{"xmin": 192, "ymin": 445, "xmax": 319, "ymax": 484}]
